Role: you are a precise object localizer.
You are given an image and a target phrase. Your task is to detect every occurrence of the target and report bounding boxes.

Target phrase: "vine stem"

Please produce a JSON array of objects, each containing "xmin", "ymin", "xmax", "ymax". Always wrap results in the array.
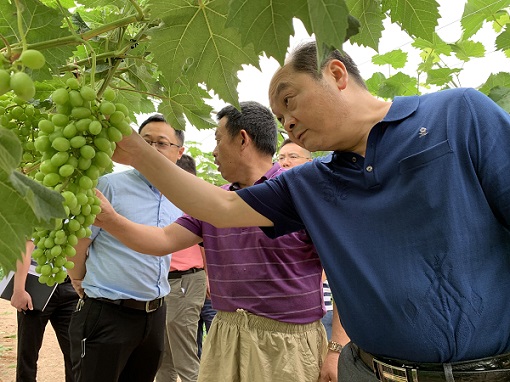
[
  {"xmin": 14, "ymin": 0, "xmax": 27, "ymax": 51},
  {"xmin": 5, "ymin": 15, "xmax": 143, "ymax": 54}
]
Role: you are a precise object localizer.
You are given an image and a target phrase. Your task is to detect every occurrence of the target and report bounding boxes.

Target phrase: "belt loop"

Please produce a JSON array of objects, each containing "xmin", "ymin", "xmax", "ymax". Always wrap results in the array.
[{"xmin": 443, "ymin": 363, "xmax": 455, "ymax": 382}]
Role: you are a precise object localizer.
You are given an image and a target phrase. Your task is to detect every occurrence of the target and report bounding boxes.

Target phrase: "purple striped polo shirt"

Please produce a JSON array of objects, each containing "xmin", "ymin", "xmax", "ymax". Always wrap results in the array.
[{"xmin": 176, "ymin": 163, "xmax": 325, "ymax": 324}]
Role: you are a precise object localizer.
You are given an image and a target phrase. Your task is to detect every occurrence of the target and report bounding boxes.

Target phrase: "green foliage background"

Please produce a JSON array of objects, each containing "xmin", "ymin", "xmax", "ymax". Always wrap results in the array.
[{"xmin": 1, "ymin": 0, "xmax": 509, "ymax": 273}]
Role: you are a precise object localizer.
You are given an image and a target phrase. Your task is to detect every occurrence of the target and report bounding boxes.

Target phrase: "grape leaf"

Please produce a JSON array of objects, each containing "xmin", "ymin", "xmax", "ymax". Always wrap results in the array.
[
  {"xmin": 0, "ymin": 129, "xmax": 66, "ymax": 272},
  {"xmin": 450, "ymin": 40, "xmax": 485, "ymax": 62},
  {"xmin": 159, "ymin": 82, "xmax": 215, "ymax": 131},
  {"xmin": 0, "ymin": 128, "xmax": 22, "ymax": 174},
  {"xmin": 147, "ymin": 0, "xmax": 260, "ymax": 107},
  {"xmin": 308, "ymin": 0, "xmax": 350, "ymax": 64},
  {"xmin": 425, "ymin": 68, "xmax": 461, "ymax": 86},
  {"xmin": 461, "ymin": 0, "xmax": 510, "ymax": 40},
  {"xmin": 488, "ymin": 86, "xmax": 510, "ymax": 112},
  {"xmin": 226, "ymin": 0, "xmax": 306, "ymax": 66},
  {"xmin": 382, "ymin": 0, "xmax": 439, "ymax": 41},
  {"xmin": 479, "ymin": 72, "xmax": 510, "ymax": 94},
  {"xmin": 378, "ymin": 72, "xmax": 418, "ymax": 99},
  {"xmin": 372, "ymin": 49, "xmax": 408, "ymax": 69},
  {"xmin": 496, "ymin": 26, "xmax": 510, "ymax": 51},
  {"xmin": 346, "ymin": 0, "xmax": 385, "ymax": 51}
]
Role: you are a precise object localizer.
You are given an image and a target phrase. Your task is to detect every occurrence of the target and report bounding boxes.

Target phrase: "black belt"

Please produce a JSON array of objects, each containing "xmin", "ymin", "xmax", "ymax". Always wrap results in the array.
[
  {"xmin": 91, "ymin": 296, "xmax": 164, "ymax": 313},
  {"xmin": 357, "ymin": 345, "xmax": 510, "ymax": 382},
  {"xmin": 168, "ymin": 268, "xmax": 204, "ymax": 279}
]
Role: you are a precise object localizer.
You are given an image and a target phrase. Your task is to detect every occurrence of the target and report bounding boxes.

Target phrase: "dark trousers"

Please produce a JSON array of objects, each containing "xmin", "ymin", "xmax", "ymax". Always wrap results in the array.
[
  {"xmin": 16, "ymin": 281, "xmax": 78, "ymax": 382},
  {"xmin": 69, "ymin": 297, "xmax": 166, "ymax": 382},
  {"xmin": 196, "ymin": 298, "xmax": 216, "ymax": 359}
]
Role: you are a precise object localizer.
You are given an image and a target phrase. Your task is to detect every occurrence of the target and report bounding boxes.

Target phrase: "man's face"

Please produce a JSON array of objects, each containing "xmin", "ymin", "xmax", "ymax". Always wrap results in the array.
[
  {"xmin": 278, "ymin": 142, "xmax": 312, "ymax": 168},
  {"xmin": 212, "ymin": 117, "xmax": 242, "ymax": 183},
  {"xmin": 140, "ymin": 121, "xmax": 184, "ymax": 164},
  {"xmin": 269, "ymin": 63, "xmax": 349, "ymax": 153}
]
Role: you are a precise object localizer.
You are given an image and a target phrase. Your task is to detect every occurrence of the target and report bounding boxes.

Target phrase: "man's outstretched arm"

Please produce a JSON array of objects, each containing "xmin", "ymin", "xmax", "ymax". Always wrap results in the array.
[
  {"xmin": 94, "ymin": 189, "xmax": 202, "ymax": 255},
  {"xmin": 113, "ymin": 129, "xmax": 273, "ymax": 229}
]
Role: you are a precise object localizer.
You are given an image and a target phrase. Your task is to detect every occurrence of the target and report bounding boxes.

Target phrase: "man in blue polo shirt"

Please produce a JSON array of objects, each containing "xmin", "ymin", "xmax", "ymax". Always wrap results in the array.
[{"xmin": 110, "ymin": 41, "xmax": 510, "ymax": 381}]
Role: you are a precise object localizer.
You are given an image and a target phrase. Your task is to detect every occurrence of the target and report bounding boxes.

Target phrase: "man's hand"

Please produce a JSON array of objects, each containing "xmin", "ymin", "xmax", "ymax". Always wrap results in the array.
[
  {"xmin": 319, "ymin": 351, "xmax": 339, "ymax": 382},
  {"xmin": 93, "ymin": 189, "xmax": 118, "ymax": 229},
  {"xmin": 10, "ymin": 289, "xmax": 33, "ymax": 312},
  {"xmin": 71, "ymin": 279, "xmax": 85, "ymax": 298},
  {"xmin": 111, "ymin": 128, "xmax": 146, "ymax": 166}
]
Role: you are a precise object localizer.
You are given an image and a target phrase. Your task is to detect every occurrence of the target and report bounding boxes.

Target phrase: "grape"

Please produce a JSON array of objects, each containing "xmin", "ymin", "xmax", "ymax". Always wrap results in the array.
[
  {"xmin": 20, "ymin": 49, "xmax": 46, "ymax": 70},
  {"xmin": 80, "ymin": 86, "xmax": 96, "ymax": 101},
  {"xmin": 69, "ymin": 90, "xmax": 84, "ymax": 107},
  {"xmin": 10, "ymin": 72, "xmax": 35, "ymax": 101},
  {"xmin": 102, "ymin": 87, "xmax": 116, "ymax": 101},
  {"xmin": 52, "ymin": 137, "xmax": 71, "ymax": 151},
  {"xmin": 66, "ymin": 77, "xmax": 80, "ymax": 90},
  {"xmin": 99, "ymin": 101, "xmax": 115, "ymax": 115},
  {"xmin": 52, "ymin": 88, "xmax": 70, "ymax": 105}
]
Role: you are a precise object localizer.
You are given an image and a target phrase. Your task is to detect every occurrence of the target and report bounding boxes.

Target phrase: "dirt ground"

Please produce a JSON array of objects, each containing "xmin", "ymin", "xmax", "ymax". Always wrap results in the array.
[{"xmin": 0, "ymin": 297, "xmax": 64, "ymax": 382}]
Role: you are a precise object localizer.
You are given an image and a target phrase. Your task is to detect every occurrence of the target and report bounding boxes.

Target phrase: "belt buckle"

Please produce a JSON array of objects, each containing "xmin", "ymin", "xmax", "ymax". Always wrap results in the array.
[
  {"xmin": 373, "ymin": 358, "xmax": 418, "ymax": 382},
  {"xmin": 145, "ymin": 299, "xmax": 160, "ymax": 313}
]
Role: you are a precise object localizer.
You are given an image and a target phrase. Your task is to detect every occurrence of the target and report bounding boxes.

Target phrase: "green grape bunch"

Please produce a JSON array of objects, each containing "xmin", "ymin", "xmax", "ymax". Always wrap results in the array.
[
  {"xmin": 0, "ymin": 94, "xmax": 46, "ymax": 176},
  {"xmin": 28, "ymin": 77, "xmax": 132, "ymax": 286}
]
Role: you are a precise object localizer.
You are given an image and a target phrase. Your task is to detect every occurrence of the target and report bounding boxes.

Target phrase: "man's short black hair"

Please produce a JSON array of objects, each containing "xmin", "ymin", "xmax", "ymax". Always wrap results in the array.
[
  {"xmin": 176, "ymin": 154, "xmax": 196, "ymax": 175},
  {"xmin": 138, "ymin": 114, "xmax": 185, "ymax": 145},
  {"xmin": 287, "ymin": 41, "xmax": 367, "ymax": 90},
  {"xmin": 216, "ymin": 101, "xmax": 277, "ymax": 156}
]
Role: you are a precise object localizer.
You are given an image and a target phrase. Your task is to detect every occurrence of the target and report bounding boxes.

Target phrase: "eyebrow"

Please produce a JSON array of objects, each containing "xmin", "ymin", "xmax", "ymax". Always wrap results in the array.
[
  {"xmin": 271, "ymin": 81, "xmax": 291, "ymax": 101},
  {"xmin": 142, "ymin": 133, "xmax": 170, "ymax": 140}
]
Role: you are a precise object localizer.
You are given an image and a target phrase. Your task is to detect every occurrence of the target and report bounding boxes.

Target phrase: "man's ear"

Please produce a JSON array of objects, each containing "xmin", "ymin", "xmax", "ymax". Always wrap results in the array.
[
  {"xmin": 325, "ymin": 59, "xmax": 348, "ymax": 91},
  {"xmin": 239, "ymin": 129, "xmax": 250, "ymax": 147}
]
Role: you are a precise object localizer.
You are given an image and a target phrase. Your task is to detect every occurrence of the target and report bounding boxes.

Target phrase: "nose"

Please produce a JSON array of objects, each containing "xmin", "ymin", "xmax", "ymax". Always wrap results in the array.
[
  {"xmin": 279, "ymin": 158, "xmax": 291, "ymax": 168},
  {"xmin": 284, "ymin": 117, "xmax": 296, "ymax": 132}
]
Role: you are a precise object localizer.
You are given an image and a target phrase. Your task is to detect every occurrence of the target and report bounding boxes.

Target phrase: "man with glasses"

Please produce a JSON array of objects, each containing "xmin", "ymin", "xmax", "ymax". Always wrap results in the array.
[
  {"xmin": 67, "ymin": 114, "xmax": 184, "ymax": 382},
  {"xmin": 277, "ymin": 138, "xmax": 312, "ymax": 168}
]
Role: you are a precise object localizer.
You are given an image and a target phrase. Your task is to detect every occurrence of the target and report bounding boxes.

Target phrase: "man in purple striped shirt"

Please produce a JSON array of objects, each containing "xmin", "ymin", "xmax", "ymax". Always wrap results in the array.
[{"xmin": 95, "ymin": 101, "xmax": 348, "ymax": 382}]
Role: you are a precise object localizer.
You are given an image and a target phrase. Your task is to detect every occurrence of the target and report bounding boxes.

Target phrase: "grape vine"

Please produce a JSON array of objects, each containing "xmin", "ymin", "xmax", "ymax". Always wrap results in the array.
[{"xmin": 0, "ymin": 48, "xmax": 132, "ymax": 285}]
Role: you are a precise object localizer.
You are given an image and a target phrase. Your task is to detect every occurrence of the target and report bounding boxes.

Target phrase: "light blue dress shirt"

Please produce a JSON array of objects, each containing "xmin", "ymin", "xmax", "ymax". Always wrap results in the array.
[{"xmin": 83, "ymin": 169, "xmax": 182, "ymax": 301}]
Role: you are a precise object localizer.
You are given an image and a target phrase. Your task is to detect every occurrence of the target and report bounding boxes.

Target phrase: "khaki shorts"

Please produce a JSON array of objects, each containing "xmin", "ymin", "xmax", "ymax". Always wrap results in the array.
[{"xmin": 198, "ymin": 309, "xmax": 327, "ymax": 382}]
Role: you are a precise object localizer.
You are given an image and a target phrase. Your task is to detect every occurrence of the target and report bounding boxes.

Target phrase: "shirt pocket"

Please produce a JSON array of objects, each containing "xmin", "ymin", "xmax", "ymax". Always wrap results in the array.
[{"xmin": 399, "ymin": 140, "xmax": 452, "ymax": 174}]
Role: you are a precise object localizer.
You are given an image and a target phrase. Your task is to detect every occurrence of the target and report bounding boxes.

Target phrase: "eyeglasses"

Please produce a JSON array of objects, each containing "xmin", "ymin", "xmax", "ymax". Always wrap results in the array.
[
  {"xmin": 278, "ymin": 154, "xmax": 310, "ymax": 162},
  {"xmin": 144, "ymin": 139, "xmax": 182, "ymax": 149}
]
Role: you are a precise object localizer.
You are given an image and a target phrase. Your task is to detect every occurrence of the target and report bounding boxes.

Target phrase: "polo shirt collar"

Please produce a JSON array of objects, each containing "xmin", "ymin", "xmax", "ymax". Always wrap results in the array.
[
  {"xmin": 323, "ymin": 95, "xmax": 420, "ymax": 164},
  {"xmin": 229, "ymin": 163, "xmax": 282, "ymax": 191}
]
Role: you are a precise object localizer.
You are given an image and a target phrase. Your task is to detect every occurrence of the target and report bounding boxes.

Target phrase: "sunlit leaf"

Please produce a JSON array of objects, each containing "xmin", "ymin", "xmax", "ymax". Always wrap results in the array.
[
  {"xmin": 450, "ymin": 40, "xmax": 485, "ymax": 61},
  {"xmin": 382, "ymin": 0, "xmax": 439, "ymax": 41},
  {"xmin": 496, "ymin": 26, "xmax": 510, "ymax": 51},
  {"xmin": 346, "ymin": 0, "xmax": 385, "ymax": 50},
  {"xmin": 425, "ymin": 68, "xmax": 461, "ymax": 86},
  {"xmin": 378, "ymin": 72, "xmax": 418, "ymax": 99},
  {"xmin": 372, "ymin": 49, "xmax": 408, "ymax": 69},
  {"xmin": 461, "ymin": 0, "xmax": 510, "ymax": 40}
]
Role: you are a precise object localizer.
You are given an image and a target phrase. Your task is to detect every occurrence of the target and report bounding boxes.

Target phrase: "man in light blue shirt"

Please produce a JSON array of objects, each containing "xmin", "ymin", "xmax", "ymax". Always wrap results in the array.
[{"xmin": 67, "ymin": 114, "xmax": 184, "ymax": 382}]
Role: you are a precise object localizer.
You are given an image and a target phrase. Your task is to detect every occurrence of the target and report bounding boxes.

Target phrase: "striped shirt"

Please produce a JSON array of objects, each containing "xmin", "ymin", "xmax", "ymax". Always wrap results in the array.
[{"xmin": 176, "ymin": 164, "xmax": 324, "ymax": 324}]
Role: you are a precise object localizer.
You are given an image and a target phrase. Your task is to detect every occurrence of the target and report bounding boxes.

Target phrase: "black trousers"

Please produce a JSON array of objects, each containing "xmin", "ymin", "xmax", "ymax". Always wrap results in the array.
[
  {"xmin": 68, "ymin": 297, "xmax": 166, "ymax": 382},
  {"xmin": 16, "ymin": 281, "xmax": 79, "ymax": 382}
]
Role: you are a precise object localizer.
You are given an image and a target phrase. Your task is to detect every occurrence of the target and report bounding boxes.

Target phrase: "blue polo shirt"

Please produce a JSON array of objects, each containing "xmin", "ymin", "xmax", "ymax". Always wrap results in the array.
[
  {"xmin": 237, "ymin": 88, "xmax": 510, "ymax": 363},
  {"xmin": 83, "ymin": 169, "xmax": 182, "ymax": 301}
]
